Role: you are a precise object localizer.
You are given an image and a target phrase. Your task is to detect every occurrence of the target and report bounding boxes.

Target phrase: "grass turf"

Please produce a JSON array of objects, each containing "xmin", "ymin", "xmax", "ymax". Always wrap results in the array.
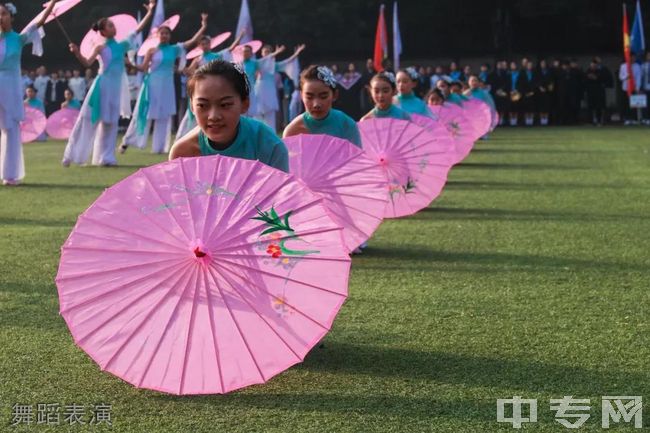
[{"xmin": 0, "ymin": 127, "xmax": 649, "ymax": 432}]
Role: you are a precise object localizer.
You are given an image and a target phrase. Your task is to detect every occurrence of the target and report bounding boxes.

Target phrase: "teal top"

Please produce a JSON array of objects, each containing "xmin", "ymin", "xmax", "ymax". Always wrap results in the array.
[
  {"xmin": 66, "ymin": 99, "xmax": 82, "ymax": 110},
  {"xmin": 372, "ymin": 104, "xmax": 411, "ymax": 120},
  {"xmin": 302, "ymin": 109, "xmax": 362, "ymax": 147},
  {"xmin": 243, "ymin": 58, "xmax": 258, "ymax": 85},
  {"xmin": 447, "ymin": 93, "xmax": 466, "ymax": 106},
  {"xmin": 202, "ymin": 51, "xmax": 222, "ymax": 64},
  {"xmin": 198, "ymin": 116, "xmax": 289, "ymax": 172},
  {"xmin": 395, "ymin": 93, "xmax": 431, "ymax": 116},
  {"xmin": 25, "ymin": 97, "xmax": 45, "ymax": 112}
]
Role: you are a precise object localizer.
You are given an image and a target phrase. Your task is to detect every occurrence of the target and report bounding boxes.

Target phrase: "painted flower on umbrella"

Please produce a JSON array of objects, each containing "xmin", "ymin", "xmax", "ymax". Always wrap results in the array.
[
  {"xmin": 267, "ymin": 244, "xmax": 282, "ymax": 258},
  {"xmin": 447, "ymin": 121, "xmax": 461, "ymax": 137}
]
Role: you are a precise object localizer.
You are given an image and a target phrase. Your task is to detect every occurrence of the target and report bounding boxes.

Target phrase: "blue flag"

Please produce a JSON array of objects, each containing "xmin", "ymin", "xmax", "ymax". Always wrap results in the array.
[{"xmin": 631, "ymin": 0, "xmax": 646, "ymax": 56}]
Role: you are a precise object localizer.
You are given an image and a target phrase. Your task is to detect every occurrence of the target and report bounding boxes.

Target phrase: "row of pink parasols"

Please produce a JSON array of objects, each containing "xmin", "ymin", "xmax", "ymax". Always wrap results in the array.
[{"xmin": 55, "ymin": 97, "xmax": 495, "ymax": 396}]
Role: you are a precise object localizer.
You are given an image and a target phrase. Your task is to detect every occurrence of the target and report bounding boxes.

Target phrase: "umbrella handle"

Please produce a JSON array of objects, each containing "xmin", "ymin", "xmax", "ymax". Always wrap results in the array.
[{"xmin": 54, "ymin": 15, "xmax": 73, "ymax": 44}]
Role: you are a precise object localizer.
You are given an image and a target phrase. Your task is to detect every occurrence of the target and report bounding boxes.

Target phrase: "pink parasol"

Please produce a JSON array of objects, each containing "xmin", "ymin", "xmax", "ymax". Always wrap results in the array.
[
  {"xmin": 137, "ymin": 14, "xmax": 181, "ymax": 56},
  {"xmin": 462, "ymin": 98, "xmax": 492, "ymax": 139},
  {"xmin": 20, "ymin": 106, "xmax": 47, "ymax": 143},
  {"xmin": 56, "ymin": 155, "xmax": 350, "ymax": 395},
  {"xmin": 231, "ymin": 40, "xmax": 263, "ymax": 63},
  {"xmin": 46, "ymin": 108, "xmax": 80, "ymax": 140},
  {"xmin": 429, "ymin": 103, "xmax": 477, "ymax": 164},
  {"xmin": 79, "ymin": 14, "xmax": 137, "ymax": 58},
  {"xmin": 284, "ymin": 134, "xmax": 388, "ymax": 252},
  {"xmin": 358, "ymin": 118, "xmax": 453, "ymax": 219},
  {"xmin": 27, "ymin": 0, "xmax": 82, "ymax": 28},
  {"xmin": 186, "ymin": 32, "xmax": 232, "ymax": 60}
]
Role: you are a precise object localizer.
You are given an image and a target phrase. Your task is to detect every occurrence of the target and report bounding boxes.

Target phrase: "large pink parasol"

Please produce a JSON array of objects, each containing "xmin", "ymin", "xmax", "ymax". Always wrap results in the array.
[
  {"xmin": 26, "ymin": 0, "xmax": 83, "ymax": 28},
  {"xmin": 56, "ymin": 155, "xmax": 350, "ymax": 395},
  {"xmin": 186, "ymin": 32, "xmax": 232, "ymax": 60},
  {"xmin": 429, "ymin": 103, "xmax": 477, "ymax": 164},
  {"xmin": 80, "ymin": 14, "xmax": 137, "ymax": 58},
  {"xmin": 137, "ymin": 14, "xmax": 181, "ymax": 56},
  {"xmin": 284, "ymin": 134, "xmax": 388, "ymax": 252},
  {"xmin": 462, "ymin": 98, "xmax": 492, "ymax": 139},
  {"xmin": 46, "ymin": 108, "xmax": 80, "ymax": 140},
  {"xmin": 231, "ymin": 40, "xmax": 263, "ymax": 63},
  {"xmin": 358, "ymin": 118, "xmax": 453, "ymax": 219},
  {"xmin": 20, "ymin": 106, "xmax": 47, "ymax": 143}
]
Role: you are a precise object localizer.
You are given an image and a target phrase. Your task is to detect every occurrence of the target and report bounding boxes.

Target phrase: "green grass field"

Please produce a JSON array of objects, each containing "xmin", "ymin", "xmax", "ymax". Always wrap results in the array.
[{"xmin": 1, "ymin": 127, "xmax": 649, "ymax": 432}]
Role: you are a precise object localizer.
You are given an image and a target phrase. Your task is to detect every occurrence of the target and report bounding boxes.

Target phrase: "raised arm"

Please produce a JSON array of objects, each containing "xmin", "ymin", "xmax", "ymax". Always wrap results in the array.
[
  {"xmin": 135, "ymin": 0, "xmax": 157, "ymax": 34},
  {"xmin": 69, "ymin": 43, "xmax": 101, "ymax": 69},
  {"xmin": 182, "ymin": 13, "xmax": 208, "ymax": 50},
  {"xmin": 36, "ymin": 0, "xmax": 60, "ymax": 28},
  {"xmin": 226, "ymin": 29, "xmax": 246, "ymax": 52},
  {"xmin": 261, "ymin": 45, "xmax": 286, "ymax": 59},
  {"xmin": 281, "ymin": 44, "xmax": 306, "ymax": 63}
]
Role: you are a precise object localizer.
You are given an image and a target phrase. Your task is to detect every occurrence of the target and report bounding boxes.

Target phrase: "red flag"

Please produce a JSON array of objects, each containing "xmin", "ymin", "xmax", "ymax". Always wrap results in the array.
[
  {"xmin": 373, "ymin": 5, "xmax": 388, "ymax": 72},
  {"xmin": 623, "ymin": 4, "xmax": 636, "ymax": 96}
]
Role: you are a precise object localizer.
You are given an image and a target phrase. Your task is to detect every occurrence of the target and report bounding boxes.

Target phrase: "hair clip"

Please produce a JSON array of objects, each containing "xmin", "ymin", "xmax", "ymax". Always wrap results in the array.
[
  {"xmin": 381, "ymin": 71, "xmax": 396, "ymax": 83},
  {"xmin": 4, "ymin": 2, "xmax": 17, "ymax": 15},
  {"xmin": 316, "ymin": 66, "xmax": 338, "ymax": 89},
  {"xmin": 231, "ymin": 62, "xmax": 251, "ymax": 94},
  {"xmin": 405, "ymin": 67, "xmax": 419, "ymax": 80}
]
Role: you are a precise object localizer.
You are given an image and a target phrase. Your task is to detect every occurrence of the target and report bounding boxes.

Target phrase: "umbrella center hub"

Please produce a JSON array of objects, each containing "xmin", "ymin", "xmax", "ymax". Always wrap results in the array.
[{"xmin": 190, "ymin": 240, "xmax": 212, "ymax": 265}]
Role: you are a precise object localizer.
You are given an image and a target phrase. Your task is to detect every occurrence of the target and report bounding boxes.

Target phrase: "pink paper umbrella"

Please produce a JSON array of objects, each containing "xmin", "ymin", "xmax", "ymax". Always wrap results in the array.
[
  {"xmin": 231, "ymin": 40, "xmax": 263, "ymax": 63},
  {"xmin": 80, "ymin": 14, "xmax": 137, "ymax": 58},
  {"xmin": 46, "ymin": 108, "xmax": 80, "ymax": 140},
  {"xmin": 463, "ymin": 98, "xmax": 492, "ymax": 139},
  {"xmin": 20, "ymin": 106, "xmax": 47, "ymax": 143},
  {"xmin": 137, "ymin": 14, "xmax": 181, "ymax": 56},
  {"xmin": 358, "ymin": 118, "xmax": 453, "ymax": 219},
  {"xmin": 186, "ymin": 32, "xmax": 232, "ymax": 60},
  {"xmin": 26, "ymin": 0, "xmax": 82, "ymax": 28},
  {"xmin": 430, "ymin": 103, "xmax": 477, "ymax": 164},
  {"xmin": 284, "ymin": 134, "xmax": 388, "ymax": 252},
  {"xmin": 56, "ymin": 155, "xmax": 351, "ymax": 395}
]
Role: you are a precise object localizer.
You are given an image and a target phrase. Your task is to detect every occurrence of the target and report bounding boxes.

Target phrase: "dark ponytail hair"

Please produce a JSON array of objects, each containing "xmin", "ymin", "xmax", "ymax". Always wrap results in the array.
[{"xmin": 92, "ymin": 17, "xmax": 109, "ymax": 33}]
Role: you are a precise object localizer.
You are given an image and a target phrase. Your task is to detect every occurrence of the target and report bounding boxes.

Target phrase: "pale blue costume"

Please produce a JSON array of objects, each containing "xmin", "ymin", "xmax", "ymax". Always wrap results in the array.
[
  {"xmin": 254, "ymin": 57, "xmax": 299, "ymax": 130},
  {"xmin": 123, "ymin": 43, "xmax": 186, "ymax": 153},
  {"xmin": 176, "ymin": 50, "xmax": 228, "ymax": 139},
  {"xmin": 0, "ymin": 23, "xmax": 43, "ymax": 182},
  {"xmin": 198, "ymin": 116, "xmax": 288, "ymax": 172},
  {"xmin": 302, "ymin": 109, "xmax": 362, "ymax": 148},
  {"xmin": 63, "ymin": 33, "xmax": 135, "ymax": 166}
]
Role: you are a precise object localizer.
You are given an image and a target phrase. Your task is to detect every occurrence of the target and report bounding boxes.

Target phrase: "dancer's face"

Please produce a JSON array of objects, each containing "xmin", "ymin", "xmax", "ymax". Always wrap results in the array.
[
  {"xmin": 436, "ymin": 80, "xmax": 449, "ymax": 96},
  {"xmin": 191, "ymin": 75, "xmax": 249, "ymax": 145},
  {"xmin": 243, "ymin": 46, "xmax": 253, "ymax": 60},
  {"xmin": 370, "ymin": 78, "xmax": 395, "ymax": 111},
  {"xmin": 200, "ymin": 38, "xmax": 210, "ymax": 52},
  {"xmin": 0, "ymin": 6, "xmax": 13, "ymax": 32},
  {"xmin": 26, "ymin": 88, "xmax": 36, "ymax": 99},
  {"xmin": 396, "ymin": 71, "xmax": 415, "ymax": 95},
  {"xmin": 468, "ymin": 76, "xmax": 480, "ymax": 89},
  {"xmin": 301, "ymin": 79, "xmax": 335, "ymax": 120},
  {"xmin": 427, "ymin": 92, "xmax": 443, "ymax": 106},
  {"xmin": 100, "ymin": 20, "xmax": 117, "ymax": 38},
  {"xmin": 158, "ymin": 27, "xmax": 172, "ymax": 44}
]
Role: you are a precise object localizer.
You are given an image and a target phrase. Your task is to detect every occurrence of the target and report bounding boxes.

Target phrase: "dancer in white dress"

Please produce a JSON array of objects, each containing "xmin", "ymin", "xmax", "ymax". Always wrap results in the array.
[
  {"xmin": 121, "ymin": 13, "xmax": 207, "ymax": 154},
  {"xmin": 62, "ymin": 1, "xmax": 156, "ymax": 167},
  {"xmin": 0, "ymin": 1, "xmax": 57, "ymax": 185}
]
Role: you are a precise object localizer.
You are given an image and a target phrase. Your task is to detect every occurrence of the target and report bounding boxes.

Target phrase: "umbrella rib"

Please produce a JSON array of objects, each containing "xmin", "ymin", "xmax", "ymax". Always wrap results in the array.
[
  {"xmin": 320, "ymin": 189, "xmax": 389, "ymax": 204},
  {"xmin": 140, "ymin": 168, "xmax": 193, "ymax": 243},
  {"xmin": 212, "ymin": 192, "xmax": 324, "ymax": 249},
  {"xmin": 206, "ymin": 265, "xmax": 266, "ymax": 383},
  {"xmin": 202, "ymin": 270, "xmax": 225, "ymax": 394},
  {"xmin": 79, "ymin": 262, "xmax": 192, "ymax": 368},
  {"xmin": 134, "ymin": 266, "xmax": 199, "ymax": 388},
  {"xmin": 204, "ymin": 164, "xmax": 292, "ymax": 244},
  {"xmin": 199, "ymin": 155, "xmax": 227, "ymax": 241},
  {"xmin": 57, "ymin": 256, "xmax": 182, "ymax": 282},
  {"xmin": 179, "ymin": 267, "xmax": 201, "ymax": 395},
  {"xmin": 217, "ymin": 262, "xmax": 334, "ymax": 332},
  {"xmin": 178, "ymin": 159, "xmax": 198, "ymax": 240},
  {"xmin": 217, "ymin": 257, "xmax": 347, "ymax": 297},
  {"xmin": 216, "ymin": 266, "xmax": 304, "ymax": 360},
  {"xmin": 211, "ymin": 225, "xmax": 341, "ymax": 254},
  {"xmin": 62, "ymin": 245, "xmax": 183, "ymax": 255},
  {"xmin": 59, "ymin": 260, "xmax": 190, "ymax": 315},
  {"xmin": 78, "ymin": 215, "xmax": 186, "ymax": 252},
  {"xmin": 318, "ymin": 161, "xmax": 383, "ymax": 185}
]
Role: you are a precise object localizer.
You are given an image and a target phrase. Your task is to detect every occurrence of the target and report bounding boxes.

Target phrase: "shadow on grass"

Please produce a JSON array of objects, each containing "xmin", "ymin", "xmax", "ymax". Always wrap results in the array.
[
  {"xmin": 354, "ymin": 245, "xmax": 648, "ymax": 273},
  {"xmin": 406, "ymin": 206, "xmax": 647, "ymax": 222},
  {"xmin": 455, "ymin": 162, "xmax": 591, "ymax": 170}
]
